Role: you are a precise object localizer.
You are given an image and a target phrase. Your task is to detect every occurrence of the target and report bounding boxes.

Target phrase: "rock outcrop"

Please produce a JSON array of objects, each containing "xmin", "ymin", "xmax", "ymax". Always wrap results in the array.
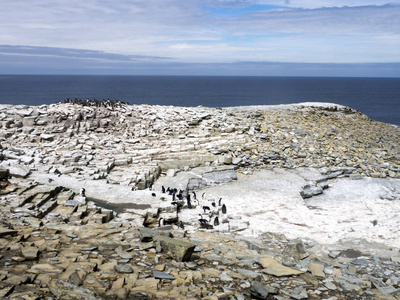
[{"xmin": 0, "ymin": 102, "xmax": 399, "ymax": 299}]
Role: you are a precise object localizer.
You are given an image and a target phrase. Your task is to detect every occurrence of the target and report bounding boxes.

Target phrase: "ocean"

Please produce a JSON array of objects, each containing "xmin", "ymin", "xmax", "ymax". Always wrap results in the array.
[{"xmin": 0, "ymin": 75, "xmax": 399, "ymax": 125}]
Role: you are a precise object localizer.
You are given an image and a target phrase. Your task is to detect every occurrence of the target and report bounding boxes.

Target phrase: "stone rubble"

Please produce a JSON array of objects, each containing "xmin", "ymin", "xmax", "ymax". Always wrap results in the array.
[{"xmin": 0, "ymin": 102, "xmax": 399, "ymax": 299}]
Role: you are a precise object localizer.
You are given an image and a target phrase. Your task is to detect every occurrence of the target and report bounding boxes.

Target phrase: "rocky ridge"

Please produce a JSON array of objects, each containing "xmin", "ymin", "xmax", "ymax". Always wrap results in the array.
[{"xmin": 0, "ymin": 102, "xmax": 399, "ymax": 299}]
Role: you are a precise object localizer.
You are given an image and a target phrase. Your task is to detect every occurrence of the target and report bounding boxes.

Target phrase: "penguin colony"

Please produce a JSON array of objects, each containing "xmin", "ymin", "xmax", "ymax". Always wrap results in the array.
[{"xmin": 143, "ymin": 185, "xmax": 229, "ymax": 231}]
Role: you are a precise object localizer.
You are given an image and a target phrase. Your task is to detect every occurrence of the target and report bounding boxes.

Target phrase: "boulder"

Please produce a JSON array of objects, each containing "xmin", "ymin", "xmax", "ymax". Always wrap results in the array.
[
  {"xmin": 154, "ymin": 235, "xmax": 196, "ymax": 262},
  {"xmin": 0, "ymin": 169, "xmax": 9, "ymax": 180}
]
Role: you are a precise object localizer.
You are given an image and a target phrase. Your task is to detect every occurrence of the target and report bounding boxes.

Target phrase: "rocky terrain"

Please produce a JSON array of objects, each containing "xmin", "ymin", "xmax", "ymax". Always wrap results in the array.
[{"xmin": 0, "ymin": 101, "xmax": 399, "ymax": 299}]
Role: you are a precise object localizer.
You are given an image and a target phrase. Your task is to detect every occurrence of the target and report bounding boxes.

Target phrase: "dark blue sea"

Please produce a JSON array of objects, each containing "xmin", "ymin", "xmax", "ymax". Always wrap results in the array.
[{"xmin": 0, "ymin": 75, "xmax": 399, "ymax": 125}]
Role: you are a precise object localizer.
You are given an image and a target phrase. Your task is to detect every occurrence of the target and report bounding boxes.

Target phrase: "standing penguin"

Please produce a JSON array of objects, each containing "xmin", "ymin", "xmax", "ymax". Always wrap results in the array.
[
  {"xmin": 178, "ymin": 221, "xmax": 185, "ymax": 229},
  {"xmin": 222, "ymin": 204, "xmax": 227, "ymax": 214},
  {"xmin": 213, "ymin": 216, "xmax": 219, "ymax": 226}
]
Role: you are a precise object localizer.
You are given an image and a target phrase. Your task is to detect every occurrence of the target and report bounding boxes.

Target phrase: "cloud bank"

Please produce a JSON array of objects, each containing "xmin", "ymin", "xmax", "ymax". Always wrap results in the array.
[{"xmin": 0, "ymin": 0, "xmax": 399, "ymax": 76}]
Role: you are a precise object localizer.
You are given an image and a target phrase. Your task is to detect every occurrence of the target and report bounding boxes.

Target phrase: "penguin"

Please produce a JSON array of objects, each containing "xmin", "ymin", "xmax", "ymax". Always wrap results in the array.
[
  {"xmin": 213, "ymin": 216, "xmax": 220, "ymax": 226},
  {"xmin": 80, "ymin": 188, "xmax": 86, "ymax": 197},
  {"xmin": 187, "ymin": 193, "xmax": 191, "ymax": 202},
  {"xmin": 187, "ymin": 198, "xmax": 192, "ymax": 209},
  {"xmin": 178, "ymin": 221, "xmax": 185, "ymax": 229},
  {"xmin": 202, "ymin": 192, "xmax": 206, "ymax": 199},
  {"xmin": 211, "ymin": 201, "xmax": 216, "ymax": 207},
  {"xmin": 158, "ymin": 218, "xmax": 164, "ymax": 227},
  {"xmin": 192, "ymin": 191, "xmax": 197, "ymax": 200},
  {"xmin": 161, "ymin": 186, "xmax": 166, "ymax": 193},
  {"xmin": 222, "ymin": 204, "xmax": 227, "ymax": 214},
  {"xmin": 198, "ymin": 214, "xmax": 208, "ymax": 225},
  {"xmin": 218, "ymin": 198, "xmax": 222, "ymax": 206},
  {"xmin": 151, "ymin": 193, "xmax": 156, "ymax": 197},
  {"xmin": 202, "ymin": 206, "xmax": 211, "ymax": 213}
]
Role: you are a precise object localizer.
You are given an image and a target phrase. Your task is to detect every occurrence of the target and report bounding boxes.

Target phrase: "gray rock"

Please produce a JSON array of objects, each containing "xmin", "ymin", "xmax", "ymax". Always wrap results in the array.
[
  {"xmin": 152, "ymin": 270, "xmax": 176, "ymax": 280},
  {"xmin": 288, "ymin": 287, "xmax": 308, "ymax": 300},
  {"xmin": 139, "ymin": 227, "xmax": 172, "ymax": 242},
  {"xmin": 251, "ymin": 281, "xmax": 279, "ymax": 299},
  {"xmin": 300, "ymin": 183, "xmax": 323, "ymax": 199},
  {"xmin": 49, "ymin": 279, "xmax": 101, "ymax": 300},
  {"xmin": 232, "ymin": 157, "xmax": 242, "ymax": 165},
  {"xmin": 282, "ymin": 239, "xmax": 309, "ymax": 261},
  {"xmin": 40, "ymin": 134, "xmax": 55, "ymax": 142},
  {"xmin": 69, "ymin": 272, "xmax": 83, "ymax": 286},
  {"xmin": 154, "ymin": 235, "xmax": 196, "ymax": 262},
  {"xmin": 324, "ymin": 281, "xmax": 337, "ymax": 290},
  {"xmin": 250, "ymin": 281, "xmax": 269, "ymax": 299},
  {"xmin": 114, "ymin": 264, "xmax": 134, "ymax": 273},
  {"xmin": 237, "ymin": 269, "xmax": 261, "ymax": 279},
  {"xmin": 217, "ymin": 273, "xmax": 232, "ymax": 283},
  {"xmin": 351, "ymin": 258, "xmax": 370, "ymax": 266}
]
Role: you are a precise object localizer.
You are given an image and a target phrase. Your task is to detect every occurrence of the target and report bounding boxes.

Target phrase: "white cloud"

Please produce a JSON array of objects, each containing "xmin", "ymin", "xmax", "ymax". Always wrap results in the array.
[
  {"xmin": 0, "ymin": 0, "xmax": 399, "ymax": 66},
  {"xmin": 215, "ymin": 0, "xmax": 399, "ymax": 9}
]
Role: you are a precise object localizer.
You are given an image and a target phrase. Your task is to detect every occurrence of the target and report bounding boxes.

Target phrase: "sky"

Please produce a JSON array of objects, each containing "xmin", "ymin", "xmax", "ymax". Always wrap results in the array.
[{"xmin": 0, "ymin": 0, "xmax": 399, "ymax": 77}]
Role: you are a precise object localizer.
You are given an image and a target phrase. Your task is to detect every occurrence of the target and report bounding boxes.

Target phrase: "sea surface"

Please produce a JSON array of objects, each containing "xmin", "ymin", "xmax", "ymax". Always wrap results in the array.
[{"xmin": 0, "ymin": 75, "xmax": 399, "ymax": 125}]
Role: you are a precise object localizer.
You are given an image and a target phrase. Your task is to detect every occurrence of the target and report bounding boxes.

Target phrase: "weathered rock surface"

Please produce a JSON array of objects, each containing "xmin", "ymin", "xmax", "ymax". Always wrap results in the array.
[{"xmin": 0, "ymin": 102, "xmax": 399, "ymax": 299}]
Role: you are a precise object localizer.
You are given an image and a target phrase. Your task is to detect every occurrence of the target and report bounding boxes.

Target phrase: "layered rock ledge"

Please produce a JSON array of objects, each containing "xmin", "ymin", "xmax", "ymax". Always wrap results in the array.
[{"xmin": 0, "ymin": 102, "xmax": 399, "ymax": 299}]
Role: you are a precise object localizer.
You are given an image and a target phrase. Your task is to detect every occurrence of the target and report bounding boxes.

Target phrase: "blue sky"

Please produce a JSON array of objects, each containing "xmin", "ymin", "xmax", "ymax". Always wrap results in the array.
[{"xmin": 0, "ymin": 0, "xmax": 399, "ymax": 76}]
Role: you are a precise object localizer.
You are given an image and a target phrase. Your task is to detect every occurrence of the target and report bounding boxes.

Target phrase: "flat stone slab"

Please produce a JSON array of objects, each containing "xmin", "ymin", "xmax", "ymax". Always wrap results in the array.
[
  {"xmin": 260, "ymin": 257, "xmax": 305, "ymax": 277},
  {"xmin": 152, "ymin": 270, "xmax": 176, "ymax": 280},
  {"xmin": 0, "ymin": 163, "xmax": 30, "ymax": 178},
  {"xmin": 49, "ymin": 279, "xmax": 101, "ymax": 300},
  {"xmin": 154, "ymin": 235, "xmax": 196, "ymax": 262},
  {"xmin": 0, "ymin": 226, "xmax": 17, "ymax": 237},
  {"xmin": 28, "ymin": 264, "xmax": 65, "ymax": 275},
  {"xmin": 114, "ymin": 264, "xmax": 133, "ymax": 273},
  {"xmin": 21, "ymin": 246, "xmax": 39, "ymax": 260}
]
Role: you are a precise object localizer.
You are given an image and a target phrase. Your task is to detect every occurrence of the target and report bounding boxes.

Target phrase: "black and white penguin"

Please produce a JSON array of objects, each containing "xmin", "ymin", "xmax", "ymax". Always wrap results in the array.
[
  {"xmin": 213, "ymin": 216, "xmax": 219, "ymax": 226},
  {"xmin": 218, "ymin": 198, "xmax": 222, "ymax": 206},
  {"xmin": 198, "ymin": 214, "xmax": 208, "ymax": 225},
  {"xmin": 178, "ymin": 221, "xmax": 185, "ymax": 229},
  {"xmin": 161, "ymin": 186, "xmax": 166, "ymax": 193},
  {"xmin": 222, "ymin": 204, "xmax": 227, "ymax": 214},
  {"xmin": 80, "ymin": 188, "xmax": 86, "ymax": 197},
  {"xmin": 202, "ymin": 206, "xmax": 211, "ymax": 213},
  {"xmin": 192, "ymin": 191, "xmax": 197, "ymax": 200}
]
